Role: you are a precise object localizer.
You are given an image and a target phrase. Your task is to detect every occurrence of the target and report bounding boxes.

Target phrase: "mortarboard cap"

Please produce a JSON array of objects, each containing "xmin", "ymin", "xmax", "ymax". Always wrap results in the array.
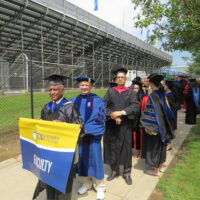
[
  {"xmin": 44, "ymin": 74, "xmax": 69, "ymax": 85},
  {"xmin": 75, "ymin": 76, "xmax": 95, "ymax": 84},
  {"xmin": 112, "ymin": 68, "xmax": 128, "ymax": 75},
  {"xmin": 148, "ymin": 73, "xmax": 164, "ymax": 84}
]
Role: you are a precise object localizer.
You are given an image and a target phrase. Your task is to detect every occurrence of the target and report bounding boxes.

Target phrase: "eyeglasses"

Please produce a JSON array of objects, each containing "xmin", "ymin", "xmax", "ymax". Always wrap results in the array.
[{"xmin": 117, "ymin": 76, "xmax": 126, "ymax": 79}]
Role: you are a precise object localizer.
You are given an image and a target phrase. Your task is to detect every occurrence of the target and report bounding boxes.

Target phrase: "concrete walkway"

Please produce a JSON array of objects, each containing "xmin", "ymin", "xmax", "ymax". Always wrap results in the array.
[{"xmin": 0, "ymin": 111, "xmax": 192, "ymax": 200}]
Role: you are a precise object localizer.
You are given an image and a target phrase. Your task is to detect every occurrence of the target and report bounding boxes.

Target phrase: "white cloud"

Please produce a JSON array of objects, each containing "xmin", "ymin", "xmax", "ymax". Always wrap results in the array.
[
  {"xmin": 67, "ymin": 0, "xmax": 190, "ymax": 66},
  {"xmin": 67, "ymin": 0, "xmax": 139, "ymax": 33}
]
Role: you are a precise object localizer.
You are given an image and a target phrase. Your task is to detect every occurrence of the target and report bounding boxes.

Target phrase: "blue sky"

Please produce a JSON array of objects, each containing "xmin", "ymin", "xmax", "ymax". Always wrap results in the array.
[
  {"xmin": 171, "ymin": 51, "xmax": 191, "ymax": 66},
  {"xmin": 67, "ymin": 0, "xmax": 190, "ymax": 66}
]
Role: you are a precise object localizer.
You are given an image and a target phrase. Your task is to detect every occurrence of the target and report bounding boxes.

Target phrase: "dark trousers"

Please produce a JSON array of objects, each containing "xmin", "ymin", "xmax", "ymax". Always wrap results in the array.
[
  {"xmin": 33, "ymin": 165, "xmax": 74, "ymax": 200},
  {"xmin": 46, "ymin": 165, "xmax": 74, "ymax": 200}
]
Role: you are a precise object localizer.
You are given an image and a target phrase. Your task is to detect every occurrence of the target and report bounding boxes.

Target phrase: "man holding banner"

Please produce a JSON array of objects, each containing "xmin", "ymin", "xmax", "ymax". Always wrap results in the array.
[{"xmin": 31, "ymin": 74, "xmax": 83, "ymax": 200}]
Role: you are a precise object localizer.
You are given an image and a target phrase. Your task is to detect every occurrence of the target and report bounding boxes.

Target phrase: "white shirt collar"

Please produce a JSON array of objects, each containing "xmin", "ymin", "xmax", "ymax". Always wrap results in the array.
[{"xmin": 53, "ymin": 97, "xmax": 64, "ymax": 105}]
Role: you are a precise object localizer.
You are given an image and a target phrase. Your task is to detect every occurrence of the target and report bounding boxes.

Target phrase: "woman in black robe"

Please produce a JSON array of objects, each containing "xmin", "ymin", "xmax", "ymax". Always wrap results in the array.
[
  {"xmin": 163, "ymin": 80, "xmax": 179, "ymax": 151},
  {"xmin": 130, "ymin": 80, "xmax": 145, "ymax": 157},
  {"xmin": 185, "ymin": 79, "xmax": 199, "ymax": 124},
  {"xmin": 140, "ymin": 74, "xmax": 175, "ymax": 176},
  {"xmin": 103, "ymin": 68, "xmax": 140, "ymax": 185},
  {"xmin": 164, "ymin": 80, "xmax": 178, "ymax": 130}
]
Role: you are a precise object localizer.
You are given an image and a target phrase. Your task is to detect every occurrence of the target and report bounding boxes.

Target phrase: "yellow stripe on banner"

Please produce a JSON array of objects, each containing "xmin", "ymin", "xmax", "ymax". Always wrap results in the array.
[{"xmin": 19, "ymin": 118, "xmax": 81, "ymax": 149}]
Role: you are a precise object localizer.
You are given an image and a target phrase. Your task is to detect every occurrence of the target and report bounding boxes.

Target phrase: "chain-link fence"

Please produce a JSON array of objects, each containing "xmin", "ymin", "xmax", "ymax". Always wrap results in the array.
[
  {"xmin": 1, "ymin": 50, "xmax": 138, "ymax": 136},
  {"xmin": 0, "ymin": 0, "xmax": 171, "ymax": 137},
  {"xmin": 1, "ymin": 56, "xmax": 30, "ymax": 135},
  {"xmin": 0, "ymin": 48, "xmax": 162, "ymax": 136}
]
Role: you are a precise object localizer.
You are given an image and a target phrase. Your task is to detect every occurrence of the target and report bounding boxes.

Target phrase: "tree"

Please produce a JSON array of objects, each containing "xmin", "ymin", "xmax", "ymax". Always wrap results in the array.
[
  {"xmin": 187, "ymin": 50, "xmax": 200, "ymax": 74},
  {"xmin": 132, "ymin": 0, "xmax": 200, "ymax": 73},
  {"xmin": 132, "ymin": 0, "xmax": 200, "ymax": 51}
]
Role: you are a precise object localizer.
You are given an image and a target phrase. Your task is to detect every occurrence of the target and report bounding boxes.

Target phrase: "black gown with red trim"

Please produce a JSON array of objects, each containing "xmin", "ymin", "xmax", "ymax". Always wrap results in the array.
[
  {"xmin": 103, "ymin": 87, "xmax": 140, "ymax": 175},
  {"xmin": 132, "ymin": 94, "xmax": 147, "ymax": 151}
]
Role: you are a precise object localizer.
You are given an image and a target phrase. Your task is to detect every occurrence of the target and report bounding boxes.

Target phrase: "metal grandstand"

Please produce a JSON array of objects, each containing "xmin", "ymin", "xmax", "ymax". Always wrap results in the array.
[{"xmin": 0, "ymin": 0, "xmax": 172, "ymax": 90}]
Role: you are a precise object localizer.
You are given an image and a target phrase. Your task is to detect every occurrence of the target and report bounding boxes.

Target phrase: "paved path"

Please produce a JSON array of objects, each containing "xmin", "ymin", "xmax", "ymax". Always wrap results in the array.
[{"xmin": 0, "ymin": 111, "xmax": 192, "ymax": 200}]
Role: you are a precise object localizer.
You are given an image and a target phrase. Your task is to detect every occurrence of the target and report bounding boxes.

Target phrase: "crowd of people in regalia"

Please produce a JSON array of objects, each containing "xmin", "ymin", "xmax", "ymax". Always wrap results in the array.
[{"xmin": 32, "ymin": 69, "xmax": 200, "ymax": 200}]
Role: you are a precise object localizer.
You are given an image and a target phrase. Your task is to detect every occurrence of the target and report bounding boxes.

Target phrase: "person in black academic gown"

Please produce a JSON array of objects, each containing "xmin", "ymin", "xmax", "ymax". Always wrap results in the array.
[
  {"xmin": 164, "ymin": 80, "xmax": 179, "ymax": 131},
  {"xmin": 162, "ymin": 80, "xmax": 179, "ymax": 151},
  {"xmin": 103, "ymin": 68, "xmax": 140, "ymax": 185},
  {"xmin": 32, "ymin": 75, "xmax": 82, "ymax": 200},
  {"xmin": 130, "ymin": 80, "xmax": 145, "ymax": 157},
  {"xmin": 140, "ymin": 73, "xmax": 175, "ymax": 176},
  {"xmin": 185, "ymin": 79, "xmax": 199, "ymax": 124}
]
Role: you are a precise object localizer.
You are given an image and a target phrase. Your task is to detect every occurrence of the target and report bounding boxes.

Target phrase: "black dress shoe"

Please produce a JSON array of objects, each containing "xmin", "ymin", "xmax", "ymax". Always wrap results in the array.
[
  {"xmin": 123, "ymin": 175, "xmax": 132, "ymax": 185},
  {"xmin": 107, "ymin": 171, "xmax": 118, "ymax": 181}
]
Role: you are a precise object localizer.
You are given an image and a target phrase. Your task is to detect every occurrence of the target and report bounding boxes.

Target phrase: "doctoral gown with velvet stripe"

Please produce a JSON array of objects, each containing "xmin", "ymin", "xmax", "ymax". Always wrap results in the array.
[
  {"xmin": 140, "ymin": 90, "xmax": 175, "ymax": 168},
  {"xmin": 71, "ymin": 93, "xmax": 106, "ymax": 179}
]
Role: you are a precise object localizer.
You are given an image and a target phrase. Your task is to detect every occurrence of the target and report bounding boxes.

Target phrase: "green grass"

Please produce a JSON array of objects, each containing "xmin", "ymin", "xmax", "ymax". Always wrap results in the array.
[
  {"xmin": 0, "ymin": 89, "xmax": 106, "ymax": 134},
  {"xmin": 157, "ymin": 123, "xmax": 200, "ymax": 200},
  {"xmin": 190, "ymin": 118, "xmax": 200, "ymax": 135}
]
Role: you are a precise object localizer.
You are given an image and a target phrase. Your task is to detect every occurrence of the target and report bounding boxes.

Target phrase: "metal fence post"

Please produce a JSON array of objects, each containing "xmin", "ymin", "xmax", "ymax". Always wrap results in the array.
[{"xmin": 29, "ymin": 54, "xmax": 34, "ymax": 119}]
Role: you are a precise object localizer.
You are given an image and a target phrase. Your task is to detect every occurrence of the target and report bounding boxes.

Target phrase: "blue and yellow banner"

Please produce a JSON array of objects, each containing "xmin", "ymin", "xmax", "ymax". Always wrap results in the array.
[{"xmin": 19, "ymin": 118, "xmax": 81, "ymax": 193}]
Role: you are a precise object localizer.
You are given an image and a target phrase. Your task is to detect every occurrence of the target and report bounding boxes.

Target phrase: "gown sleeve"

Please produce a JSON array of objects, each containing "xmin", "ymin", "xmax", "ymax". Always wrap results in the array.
[
  {"xmin": 84, "ymin": 97, "xmax": 106, "ymax": 136},
  {"xmin": 64, "ymin": 102, "xmax": 83, "ymax": 124},
  {"xmin": 40, "ymin": 106, "xmax": 45, "ymax": 119},
  {"xmin": 40, "ymin": 104, "xmax": 50, "ymax": 120},
  {"xmin": 103, "ymin": 89, "xmax": 113, "ymax": 117},
  {"xmin": 123, "ymin": 91, "xmax": 140, "ymax": 119}
]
